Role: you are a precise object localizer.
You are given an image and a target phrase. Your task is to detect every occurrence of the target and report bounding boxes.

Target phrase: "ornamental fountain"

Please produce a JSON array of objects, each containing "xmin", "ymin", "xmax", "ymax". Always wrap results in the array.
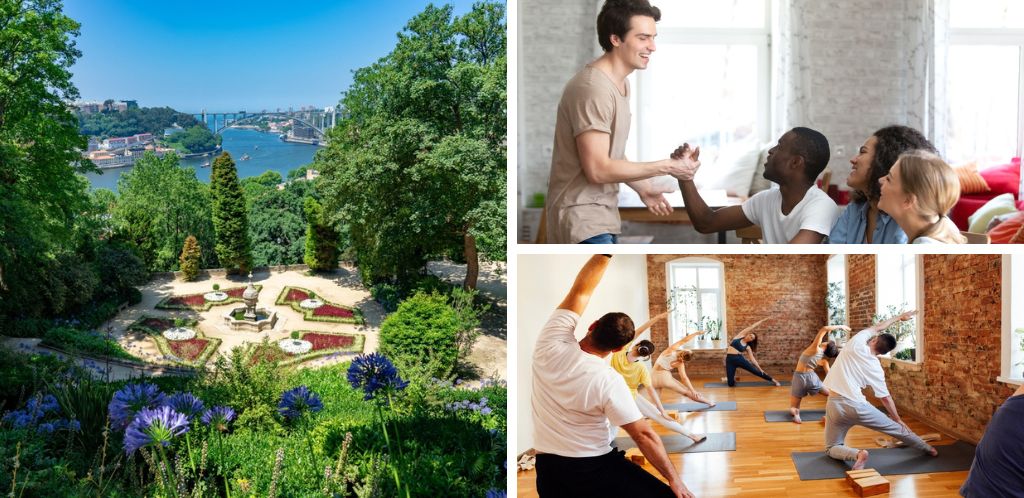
[{"xmin": 223, "ymin": 272, "xmax": 278, "ymax": 332}]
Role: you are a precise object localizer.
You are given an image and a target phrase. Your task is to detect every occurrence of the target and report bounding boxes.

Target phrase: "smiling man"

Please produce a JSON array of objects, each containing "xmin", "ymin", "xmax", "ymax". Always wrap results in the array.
[{"xmin": 544, "ymin": 0, "xmax": 694, "ymax": 244}]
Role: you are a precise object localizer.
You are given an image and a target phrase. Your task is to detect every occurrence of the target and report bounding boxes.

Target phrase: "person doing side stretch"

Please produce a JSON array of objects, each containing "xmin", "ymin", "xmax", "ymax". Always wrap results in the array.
[
  {"xmin": 788, "ymin": 325, "xmax": 848, "ymax": 423},
  {"xmin": 610, "ymin": 311, "xmax": 707, "ymax": 444},
  {"xmin": 821, "ymin": 310, "xmax": 938, "ymax": 469},
  {"xmin": 652, "ymin": 326, "xmax": 716, "ymax": 407},
  {"xmin": 724, "ymin": 318, "xmax": 781, "ymax": 387}
]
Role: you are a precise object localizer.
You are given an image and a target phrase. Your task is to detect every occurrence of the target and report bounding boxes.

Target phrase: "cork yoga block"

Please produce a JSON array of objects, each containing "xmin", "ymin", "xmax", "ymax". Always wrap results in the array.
[
  {"xmin": 853, "ymin": 475, "xmax": 890, "ymax": 497},
  {"xmin": 625, "ymin": 448, "xmax": 645, "ymax": 465},
  {"xmin": 845, "ymin": 468, "xmax": 879, "ymax": 487}
]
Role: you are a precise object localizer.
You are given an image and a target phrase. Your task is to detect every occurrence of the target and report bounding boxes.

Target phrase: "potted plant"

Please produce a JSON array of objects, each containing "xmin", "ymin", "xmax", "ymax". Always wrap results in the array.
[
  {"xmin": 826, "ymin": 281, "xmax": 846, "ymax": 328},
  {"xmin": 667, "ymin": 286, "xmax": 699, "ymax": 343},
  {"xmin": 706, "ymin": 317, "xmax": 723, "ymax": 348}
]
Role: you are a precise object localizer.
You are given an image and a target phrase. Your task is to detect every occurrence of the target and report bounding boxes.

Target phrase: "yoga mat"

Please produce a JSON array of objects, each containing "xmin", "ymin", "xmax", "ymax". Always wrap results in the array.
[
  {"xmin": 663, "ymin": 401, "xmax": 737, "ymax": 412},
  {"xmin": 791, "ymin": 441, "xmax": 976, "ymax": 480},
  {"xmin": 704, "ymin": 381, "xmax": 790, "ymax": 388},
  {"xmin": 613, "ymin": 432, "xmax": 736, "ymax": 454},
  {"xmin": 765, "ymin": 409, "xmax": 825, "ymax": 422}
]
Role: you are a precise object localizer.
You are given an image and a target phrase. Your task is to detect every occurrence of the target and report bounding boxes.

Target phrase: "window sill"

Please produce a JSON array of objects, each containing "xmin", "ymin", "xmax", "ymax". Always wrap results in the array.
[
  {"xmin": 997, "ymin": 376, "xmax": 1024, "ymax": 387},
  {"xmin": 879, "ymin": 357, "xmax": 922, "ymax": 371},
  {"xmin": 691, "ymin": 347, "xmax": 727, "ymax": 353}
]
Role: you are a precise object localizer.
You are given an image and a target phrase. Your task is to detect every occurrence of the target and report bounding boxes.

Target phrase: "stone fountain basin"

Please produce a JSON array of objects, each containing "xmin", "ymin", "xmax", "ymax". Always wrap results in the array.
[{"xmin": 223, "ymin": 307, "xmax": 278, "ymax": 332}]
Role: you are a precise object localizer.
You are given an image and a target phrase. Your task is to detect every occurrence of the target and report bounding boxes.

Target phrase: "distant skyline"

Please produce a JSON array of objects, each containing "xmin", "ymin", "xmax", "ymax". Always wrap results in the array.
[{"xmin": 66, "ymin": 0, "xmax": 481, "ymax": 113}]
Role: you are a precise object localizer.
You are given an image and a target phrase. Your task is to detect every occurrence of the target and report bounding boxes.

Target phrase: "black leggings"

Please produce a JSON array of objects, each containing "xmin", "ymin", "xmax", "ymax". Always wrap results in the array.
[
  {"xmin": 725, "ymin": 353, "xmax": 774, "ymax": 386},
  {"xmin": 536, "ymin": 449, "xmax": 674, "ymax": 498}
]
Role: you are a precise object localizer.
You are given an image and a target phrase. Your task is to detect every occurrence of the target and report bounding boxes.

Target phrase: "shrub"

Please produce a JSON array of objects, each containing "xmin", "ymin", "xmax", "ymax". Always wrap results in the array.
[
  {"xmin": 41, "ymin": 327, "xmax": 139, "ymax": 363},
  {"xmin": 290, "ymin": 331, "xmax": 300, "ymax": 340},
  {"xmin": 213, "ymin": 283, "xmax": 220, "ymax": 291},
  {"xmin": 179, "ymin": 235, "xmax": 202, "ymax": 281},
  {"xmin": 379, "ymin": 292, "xmax": 461, "ymax": 378},
  {"xmin": 1, "ymin": 318, "xmax": 51, "ymax": 338}
]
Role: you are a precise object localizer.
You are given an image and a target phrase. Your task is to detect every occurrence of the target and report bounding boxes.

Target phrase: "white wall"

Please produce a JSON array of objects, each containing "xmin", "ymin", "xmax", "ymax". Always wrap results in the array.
[{"xmin": 516, "ymin": 254, "xmax": 650, "ymax": 454}]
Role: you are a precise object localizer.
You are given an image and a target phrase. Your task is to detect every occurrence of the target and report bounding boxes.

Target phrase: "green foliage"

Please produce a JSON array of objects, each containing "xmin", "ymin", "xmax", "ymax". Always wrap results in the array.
[
  {"xmin": 178, "ymin": 235, "xmax": 202, "ymax": 281},
  {"xmin": 161, "ymin": 123, "xmax": 217, "ymax": 153},
  {"xmin": 826, "ymin": 281, "xmax": 847, "ymax": 326},
  {"xmin": 246, "ymin": 177, "xmax": 311, "ymax": 267},
  {"xmin": 112, "ymin": 152, "xmax": 217, "ymax": 271},
  {"xmin": 303, "ymin": 196, "xmax": 340, "ymax": 271},
  {"xmin": 41, "ymin": 327, "xmax": 139, "ymax": 362},
  {"xmin": 316, "ymin": 2, "xmax": 507, "ymax": 290},
  {"xmin": 873, "ymin": 305, "xmax": 917, "ymax": 361},
  {"xmin": 78, "ymin": 106, "xmax": 199, "ymax": 139},
  {"xmin": 380, "ymin": 292, "xmax": 461, "ymax": 377},
  {"xmin": 210, "ymin": 152, "xmax": 252, "ymax": 274}
]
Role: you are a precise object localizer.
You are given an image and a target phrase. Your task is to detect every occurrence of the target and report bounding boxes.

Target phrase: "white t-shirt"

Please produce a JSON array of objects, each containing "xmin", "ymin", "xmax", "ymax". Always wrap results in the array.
[
  {"xmin": 912, "ymin": 236, "xmax": 944, "ymax": 244},
  {"xmin": 822, "ymin": 328, "xmax": 890, "ymax": 404},
  {"xmin": 741, "ymin": 187, "xmax": 840, "ymax": 244},
  {"xmin": 532, "ymin": 309, "xmax": 643, "ymax": 457}
]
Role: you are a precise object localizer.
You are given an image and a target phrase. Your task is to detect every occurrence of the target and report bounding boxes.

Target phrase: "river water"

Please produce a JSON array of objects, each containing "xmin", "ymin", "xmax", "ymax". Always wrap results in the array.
[{"xmin": 84, "ymin": 128, "xmax": 321, "ymax": 191}]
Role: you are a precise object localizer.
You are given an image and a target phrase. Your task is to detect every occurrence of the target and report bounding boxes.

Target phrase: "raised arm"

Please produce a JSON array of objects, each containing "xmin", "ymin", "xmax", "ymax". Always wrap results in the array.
[
  {"xmin": 805, "ymin": 325, "xmax": 850, "ymax": 354},
  {"xmin": 557, "ymin": 255, "xmax": 612, "ymax": 316},
  {"xmin": 868, "ymin": 310, "xmax": 916, "ymax": 335},
  {"xmin": 668, "ymin": 331, "xmax": 701, "ymax": 351},
  {"xmin": 732, "ymin": 317, "xmax": 771, "ymax": 340},
  {"xmin": 632, "ymin": 310, "xmax": 670, "ymax": 340}
]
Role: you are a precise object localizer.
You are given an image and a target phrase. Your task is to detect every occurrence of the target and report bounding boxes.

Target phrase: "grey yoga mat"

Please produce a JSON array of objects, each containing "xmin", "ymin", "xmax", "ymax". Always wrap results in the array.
[
  {"xmin": 663, "ymin": 401, "xmax": 737, "ymax": 412},
  {"xmin": 765, "ymin": 409, "xmax": 825, "ymax": 422},
  {"xmin": 790, "ymin": 441, "xmax": 976, "ymax": 480},
  {"xmin": 704, "ymin": 381, "xmax": 791, "ymax": 388},
  {"xmin": 613, "ymin": 432, "xmax": 736, "ymax": 454}
]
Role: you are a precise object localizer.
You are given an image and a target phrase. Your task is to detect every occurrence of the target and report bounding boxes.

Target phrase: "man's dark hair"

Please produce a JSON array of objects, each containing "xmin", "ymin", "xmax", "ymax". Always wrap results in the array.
[
  {"xmin": 635, "ymin": 339, "xmax": 655, "ymax": 357},
  {"xmin": 596, "ymin": 0, "xmax": 661, "ymax": 52},
  {"xmin": 824, "ymin": 340, "xmax": 839, "ymax": 359},
  {"xmin": 875, "ymin": 333, "xmax": 897, "ymax": 355},
  {"xmin": 591, "ymin": 312, "xmax": 636, "ymax": 351},
  {"xmin": 789, "ymin": 127, "xmax": 831, "ymax": 182},
  {"xmin": 852, "ymin": 125, "xmax": 937, "ymax": 205}
]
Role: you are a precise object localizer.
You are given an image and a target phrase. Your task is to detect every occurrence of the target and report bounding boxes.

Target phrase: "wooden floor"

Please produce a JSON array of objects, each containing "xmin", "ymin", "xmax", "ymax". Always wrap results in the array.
[{"xmin": 517, "ymin": 376, "xmax": 969, "ymax": 497}]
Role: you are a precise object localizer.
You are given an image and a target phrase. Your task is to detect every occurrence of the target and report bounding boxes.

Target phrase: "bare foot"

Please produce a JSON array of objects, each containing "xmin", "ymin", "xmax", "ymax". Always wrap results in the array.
[
  {"xmin": 928, "ymin": 446, "xmax": 938, "ymax": 457},
  {"xmin": 690, "ymin": 434, "xmax": 707, "ymax": 444},
  {"xmin": 790, "ymin": 407, "xmax": 802, "ymax": 424},
  {"xmin": 852, "ymin": 449, "xmax": 869, "ymax": 470},
  {"xmin": 773, "ymin": 379, "xmax": 782, "ymax": 386}
]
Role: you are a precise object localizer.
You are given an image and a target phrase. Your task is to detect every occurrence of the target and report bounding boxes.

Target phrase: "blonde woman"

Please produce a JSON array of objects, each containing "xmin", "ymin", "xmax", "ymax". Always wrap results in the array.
[
  {"xmin": 789, "ymin": 325, "xmax": 849, "ymax": 423},
  {"xmin": 651, "ymin": 317, "xmax": 716, "ymax": 407},
  {"xmin": 610, "ymin": 311, "xmax": 707, "ymax": 443},
  {"xmin": 877, "ymin": 151, "xmax": 966, "ymax": 244}
]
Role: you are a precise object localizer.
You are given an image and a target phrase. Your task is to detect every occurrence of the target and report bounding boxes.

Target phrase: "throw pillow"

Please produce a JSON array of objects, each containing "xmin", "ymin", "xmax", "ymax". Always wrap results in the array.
[
  {"xmin": 693, "ymin": 141, "xmax": 762, "ymax": 197},
  {"xmin": 987, "ymin": 211, "xmax": 1024, "ymax": 243},
  {"xmin": 953, "ymin": 162, "xmax": 990, "ymax": 194},
  {"xmin": 978, "ymin": 159, "xmax": 1021, "ymax": 196},
  {"xmin": 968, "ymin": 193, "xmax": 1018, "ymax": 233},
  {"xmin": 1012, "ymin": 223, "xmax": 1024, "ymax": 243}
]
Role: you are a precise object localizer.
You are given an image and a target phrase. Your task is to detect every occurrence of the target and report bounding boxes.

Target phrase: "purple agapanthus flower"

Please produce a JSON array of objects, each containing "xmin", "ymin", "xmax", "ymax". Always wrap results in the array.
[
  {"xmin": 200, "ymin": 406, "xmax": 236, "ymax": 432},
  {"xmin": 123, "ymin": 406, "xmax": 190, "ymax": 455},
  {"xmin": 277, "ymin": 386, "xmax": 323, "ymax": 420},
  {"xmin": 164, "ymin": 392, "xmax": 205, "ymax": 421},
  {"xmin": 485, "ymin": 489, "xmax": 506, "ymax": 498},
  {"xmin": 346, "ymin": 353, "xmax": 409, "ymax": 401},
  {"xmin": 109, "ymin": 383, "xmax": 167, "ymax": 430}
]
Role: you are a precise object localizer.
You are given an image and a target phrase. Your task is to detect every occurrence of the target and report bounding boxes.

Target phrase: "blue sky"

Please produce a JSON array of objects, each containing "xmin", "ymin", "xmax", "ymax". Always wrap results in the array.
[{"xmin": 66, "ymin": 0, "xmax": 486, "ymax": 113}]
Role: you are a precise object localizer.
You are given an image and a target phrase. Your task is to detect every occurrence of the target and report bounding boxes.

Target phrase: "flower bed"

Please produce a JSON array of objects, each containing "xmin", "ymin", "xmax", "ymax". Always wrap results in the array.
[
  {"xmin": 247, "ymin": 332, "xmax": 364, "ymax": 367},
  {"xmin": 302, "ymin": 332, "xmax": 356, "ymax": 350},
  {"xmin": 167, "ymin": 338, "xmax": 211, "ymax": 361},
  {"xmin": 276, "ymin": 286, "xmax": 363, "ymax": 324},
  {"xmin": 156, "ymin": 285, "xmax": 262, "ymax": 311},
  {"xmin": 128, "ymin": 316, "xmax": 220, "ymax": 368}
]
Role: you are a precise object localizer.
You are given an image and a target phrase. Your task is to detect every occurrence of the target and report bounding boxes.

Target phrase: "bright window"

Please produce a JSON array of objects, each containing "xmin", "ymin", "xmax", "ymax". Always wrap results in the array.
[
  {"xmin": 1002, "ymin": 254, "xmax": 1024, "ymax": 382},
  {"xmin": 826, "ymin": 255, "xmax": 848, "ymax": 342},
  {"xmin": 628, "ymin": 0, "xmax": 770, "ymax": 190},
  {"xmin": 666, "ymin": 258, "xmax": 726, "ymax": 348},
  {"xmin": 875, "ymin": 255, "xmax": 923, "ymax": 362},
  {"xmin": 948, "ymin": 0, "xmax": 1024, "ymax": 163}
]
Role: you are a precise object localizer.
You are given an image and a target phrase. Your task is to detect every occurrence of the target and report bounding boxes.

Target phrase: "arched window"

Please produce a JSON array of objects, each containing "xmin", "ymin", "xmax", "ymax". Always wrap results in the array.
[{"xmin": 666, "ymin": 257, "xmax": 726, "ymax": 349}]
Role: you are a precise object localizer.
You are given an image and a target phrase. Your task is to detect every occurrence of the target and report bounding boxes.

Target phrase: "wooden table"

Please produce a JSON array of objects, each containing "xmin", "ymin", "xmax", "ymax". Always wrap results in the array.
[{"xmin": 617, "ymin": 188, "xmax": 744, "ymax": 244}]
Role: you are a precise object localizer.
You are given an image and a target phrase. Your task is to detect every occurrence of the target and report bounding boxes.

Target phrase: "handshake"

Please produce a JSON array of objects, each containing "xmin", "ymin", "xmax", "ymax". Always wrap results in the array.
[{"xmin": 665, "ymin": 143, "xmax": 702, "ymax": 181}]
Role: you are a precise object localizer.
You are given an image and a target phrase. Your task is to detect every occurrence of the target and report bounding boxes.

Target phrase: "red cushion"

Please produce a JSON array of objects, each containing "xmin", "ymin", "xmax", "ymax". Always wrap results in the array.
[
  {"xmin": 979, "ymin": 160, "xmax": 1021, "ymax": 196},
  {"xmin": 951, "ymin": 195, "xmax": 994, "ymax": 230}
]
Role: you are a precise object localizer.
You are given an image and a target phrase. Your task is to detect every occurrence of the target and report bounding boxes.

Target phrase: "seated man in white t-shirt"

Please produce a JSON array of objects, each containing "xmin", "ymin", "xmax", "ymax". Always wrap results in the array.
[
  {"xmin": 532, "ymin": 255, "xmax": 694, "ymax": 498},
  {"xmin": 671, "ymin": 127, "xmax": 841, "ymax": 244},
  {"xmin": 821, "ymin": 310, "xmax": 938, "ymax": 469}
]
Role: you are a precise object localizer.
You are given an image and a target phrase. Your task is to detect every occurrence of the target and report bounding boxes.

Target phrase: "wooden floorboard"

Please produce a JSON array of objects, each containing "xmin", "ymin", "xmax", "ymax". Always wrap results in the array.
[{"xmin": 517, "ymin": 376, "xmax": 969, "ymax": 497}]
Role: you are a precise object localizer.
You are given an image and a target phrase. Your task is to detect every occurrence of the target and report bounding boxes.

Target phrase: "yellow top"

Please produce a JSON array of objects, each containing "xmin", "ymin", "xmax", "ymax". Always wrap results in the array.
[{"xmin": 610, "ymin": 347, "xmax": 651, "ymax": 397}]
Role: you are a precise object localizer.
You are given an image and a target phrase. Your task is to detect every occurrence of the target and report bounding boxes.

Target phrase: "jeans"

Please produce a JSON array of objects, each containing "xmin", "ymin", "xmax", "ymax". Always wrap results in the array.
[{"xmin": 579, "ymin": 233, "xmax": 617, "ymax": 244}]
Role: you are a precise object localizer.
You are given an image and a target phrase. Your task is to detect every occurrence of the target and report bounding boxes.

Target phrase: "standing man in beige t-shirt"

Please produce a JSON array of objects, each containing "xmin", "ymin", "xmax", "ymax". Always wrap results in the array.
[{"xmin": 544, "ymin": 0, "xmax": 698, "ymax": 244}]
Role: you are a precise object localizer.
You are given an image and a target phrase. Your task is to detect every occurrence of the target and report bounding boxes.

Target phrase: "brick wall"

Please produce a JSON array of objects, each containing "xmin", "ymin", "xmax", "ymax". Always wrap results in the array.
[
  {"xmin": 646, "ymin": 254, "xmax": 829, "ymax": 376},
  {"xmin": 846, "ymin": 254, "xmax": 1013, "ymax": 443}
]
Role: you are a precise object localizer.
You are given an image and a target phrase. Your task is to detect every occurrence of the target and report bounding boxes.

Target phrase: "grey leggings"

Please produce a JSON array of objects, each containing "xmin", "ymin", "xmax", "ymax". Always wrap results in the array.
[{"xmin": 824, "ymin": 394, "xmax": 933, "ymax": 461}]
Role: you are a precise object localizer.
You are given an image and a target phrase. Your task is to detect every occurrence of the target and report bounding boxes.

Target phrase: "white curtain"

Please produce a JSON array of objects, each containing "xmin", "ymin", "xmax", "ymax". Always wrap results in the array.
[
  {"xmin": 904, "ymin": 0, "xmax": 951, "ymax": 156},
  {"xmin": 770, "ymin": 0, "xmax": 812, "ymax": 139}
]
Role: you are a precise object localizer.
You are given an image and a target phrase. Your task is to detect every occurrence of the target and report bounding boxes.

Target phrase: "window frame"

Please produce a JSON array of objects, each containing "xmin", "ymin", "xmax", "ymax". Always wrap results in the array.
[
  {"xmin": 1000, "ymin": 254, "xmax": 1024, "ymax": 385},
  {"xmin": 665, "ymin": 257, "xmax": 727, "ymax": 349},
  {"xmin": 826, "ymin": 254, "xmax": 850, "ymax": 342},
  {"xmin": 874, "ymin": 254, "xmax": 924, "ymax": 365}
]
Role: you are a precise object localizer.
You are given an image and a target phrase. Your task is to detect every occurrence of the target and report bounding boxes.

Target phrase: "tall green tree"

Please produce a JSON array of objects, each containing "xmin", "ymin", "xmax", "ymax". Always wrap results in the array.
[
  {"xmin": 111, "ymin": 152, "xmax": 216, "ymax": 271},
  {"xmin": 0, "ymin": 0, "xmax": 92, "ymax": 316},
  {"xmin": 316, "ymin": 2, "xmax": 506, "ymax": 290},
  {"xmin": 210, "ymin": 152, "xmax": 251, "ymax": 274},
  {"xmin": 179, "ymin": 235, "xmax": 201, "ymax": 281},
  {"xmin": 244, "ymin": 171, "xmax": 310, "ymax": 267},
  {"xmin": 303, "ymin": 196, "xmax": 339, "ymax": 272}
]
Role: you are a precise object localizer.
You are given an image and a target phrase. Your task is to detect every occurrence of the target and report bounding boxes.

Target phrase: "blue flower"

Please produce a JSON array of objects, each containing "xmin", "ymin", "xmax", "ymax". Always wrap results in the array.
[
  {"xmin": 277, "ymin": 386, "xmax": 323, "ymax": 420},
  {"xmin": 108, "ymin": 383, "xmax": 166, "ymax": 430},
  {"xmin": 37, "ymin": 422, "xmax": 55, "ymax": 434},
  {"xmin": 123, "ymin": 406, "xmax": 190, "ymax": 455},
  {"xmin": 480, "ymin": 407, "xmax": 492, "ymax": 415},
  {"xmin": 346, "ymin": 353, "xmax": 409, "ymax": 401},
  {"xmin": 200, "ymin": 405, "xmax": 236, "ymax": 432},
  {"xmin": 164, "ymin": 392, "xmax": 205, "ymax": 421},
  {"xmin": 485, "ymin": 489, "xmax": 506, "ymax": 498}
]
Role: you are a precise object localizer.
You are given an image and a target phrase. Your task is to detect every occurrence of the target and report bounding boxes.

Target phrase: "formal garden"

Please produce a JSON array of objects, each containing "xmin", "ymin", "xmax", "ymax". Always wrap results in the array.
[{"xmin": 0, "ymin": 1, "xmax": 507, "ymax": 496}]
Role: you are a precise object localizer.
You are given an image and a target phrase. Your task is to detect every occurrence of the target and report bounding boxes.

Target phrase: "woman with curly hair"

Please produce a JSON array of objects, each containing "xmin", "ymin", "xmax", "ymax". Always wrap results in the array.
[{"xmin": 830, "ymin": 125, "xmax": 937, "ymax": 243}]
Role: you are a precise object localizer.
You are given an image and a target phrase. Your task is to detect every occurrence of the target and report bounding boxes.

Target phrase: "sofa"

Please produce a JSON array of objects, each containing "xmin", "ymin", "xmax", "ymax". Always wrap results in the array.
[{"xmin": 950, "ymin": 158, "xmax": 1023, "ymax": 230}]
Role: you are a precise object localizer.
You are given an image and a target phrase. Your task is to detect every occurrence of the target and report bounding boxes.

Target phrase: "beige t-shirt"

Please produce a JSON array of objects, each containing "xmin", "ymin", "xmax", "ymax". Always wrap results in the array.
[{"xmin": 544, "ymin": 65, "xmax": 631, "ymax": 244}]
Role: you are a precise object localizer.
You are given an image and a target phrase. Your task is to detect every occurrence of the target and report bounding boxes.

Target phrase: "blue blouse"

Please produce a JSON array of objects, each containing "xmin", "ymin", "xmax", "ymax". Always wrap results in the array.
[{"xmin": 828, "ymin": 201, "xmax": 908, "ymax": 244}]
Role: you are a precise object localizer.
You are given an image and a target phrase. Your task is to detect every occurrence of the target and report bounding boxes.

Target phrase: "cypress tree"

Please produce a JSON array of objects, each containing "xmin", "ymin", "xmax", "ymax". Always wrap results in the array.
[
  {"xmin": 178, "ymin": 235, "xmax": 202, "ymax": 281},
  {"xmin": 210, "ymin": 152, "xmax": 252, "ymax": 274},
  {"xmin": 303, "ymin": 197, "xmax": 340, "ymax": 271}
]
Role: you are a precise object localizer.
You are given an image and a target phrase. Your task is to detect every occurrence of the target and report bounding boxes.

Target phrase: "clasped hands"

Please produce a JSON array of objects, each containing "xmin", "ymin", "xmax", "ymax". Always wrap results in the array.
[{"xmin": 667, "ymin": 143, "xmax": 701, "ymax": 181}]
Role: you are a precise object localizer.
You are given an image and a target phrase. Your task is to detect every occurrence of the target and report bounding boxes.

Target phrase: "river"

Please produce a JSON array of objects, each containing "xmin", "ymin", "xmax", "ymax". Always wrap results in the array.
[{"xmin": 84, "ymin": 128, "xmax": 321, "ymax": 190}]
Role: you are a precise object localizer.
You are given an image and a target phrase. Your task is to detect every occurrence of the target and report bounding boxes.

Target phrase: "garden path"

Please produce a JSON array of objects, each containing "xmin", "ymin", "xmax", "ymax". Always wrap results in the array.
[{"xmin": 428, "ymin": 261, "xmax": 507, "ymax": 380}]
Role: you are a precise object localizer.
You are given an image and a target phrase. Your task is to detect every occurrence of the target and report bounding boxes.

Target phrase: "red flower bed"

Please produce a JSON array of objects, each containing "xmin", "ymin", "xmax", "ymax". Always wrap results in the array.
[
  {"xmin": 166, "ymin": 294, "xmax": 206, "ymax": 307},
  {"xmin": 312, "ymin": 304, "xmax": 354, "ymax": 318},
  {"xmin": 142, "ymin": 318, "xmax": 175, "ymax": 331},
  {"xmin": 225, "ymin": 287, "xmax": 246, "ymax": 298},
  {"xmin": 285, "ymin": 288, "xmax": 309, "ymax": 302},
  {"xmin": 302, "ymin": 333, "xmax": 355, "ymax": 350},
  {"xmin": 167, "ymin": 338, "xmax": 209, "ymax": 361}
]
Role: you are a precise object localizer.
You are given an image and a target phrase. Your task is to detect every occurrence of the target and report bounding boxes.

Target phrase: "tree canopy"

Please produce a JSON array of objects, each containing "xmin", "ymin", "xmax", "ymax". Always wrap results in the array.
[{"xmin": 78, "ymin": 106, "xmax": 200, "ymax": 139}]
